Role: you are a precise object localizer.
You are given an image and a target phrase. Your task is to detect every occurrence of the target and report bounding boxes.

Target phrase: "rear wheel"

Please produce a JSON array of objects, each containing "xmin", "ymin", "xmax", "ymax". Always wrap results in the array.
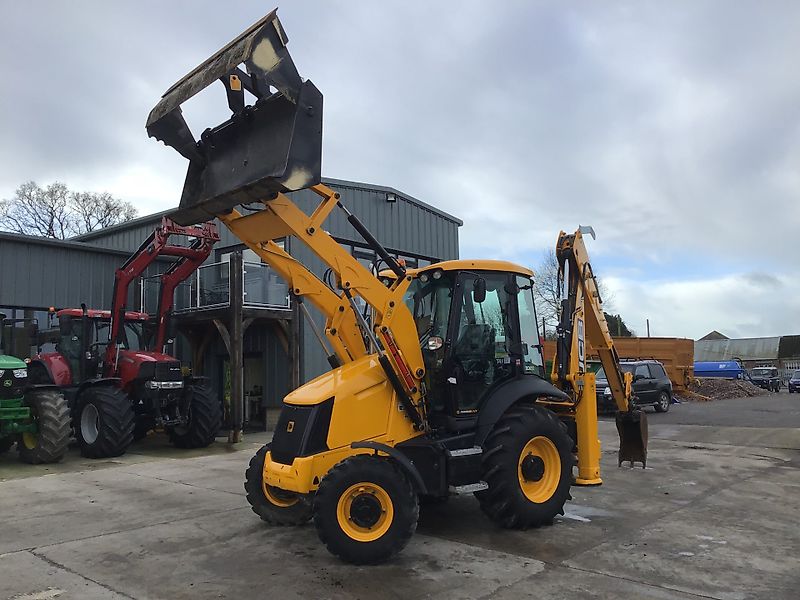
[
  {"xmin": 244, "ymin": 444, "xmax": 313, "ymax": 525},
  {"xmin": 18, "ymin": 388, "xmax": 71, "ymax": 464},
  {"xmin": 167, "ymin": 385, "xmax": 221, "ymax": 448},
  {"xmin": 314, "ymin": 455, "xmax": 418, "ymax": 564},
  {"xmin": 75, "ymin": 386, "xmax": 134, "ymax": 458},
  {"xmin": 654, "ymin": 391, "xmax": 671, "ymax": 413},
  {"xmin": 477, "ymin": 405, "xmax": 574, "ymax": 529}
]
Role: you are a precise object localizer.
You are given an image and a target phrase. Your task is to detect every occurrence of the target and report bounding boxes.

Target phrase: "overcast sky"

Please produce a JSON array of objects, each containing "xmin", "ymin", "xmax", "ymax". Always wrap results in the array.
[{"xmin": 2, "ymin": 1, "xmax": 799, "ymax": 339}]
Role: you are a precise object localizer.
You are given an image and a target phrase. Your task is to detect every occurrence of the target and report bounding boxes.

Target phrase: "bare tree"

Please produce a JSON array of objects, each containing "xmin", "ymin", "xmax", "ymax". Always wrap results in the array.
[
  {"xmin": 533, "ymin": 248, "xmax": 621, "ymax": 338},
  {"xmin": 0, "ymin": 181, "xmax": 137, "ymax": 239},
  {"xmin": 71, "ymin": 190, "xmax": 138, "ymax": 233},
  {"xmin": 0, "ymin": 181, "xmax": 73, "ymax": 238}
]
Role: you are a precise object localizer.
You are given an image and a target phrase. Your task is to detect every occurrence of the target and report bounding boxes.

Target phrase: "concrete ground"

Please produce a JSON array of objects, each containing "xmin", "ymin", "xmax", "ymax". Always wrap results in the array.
[{"xmin": 1, "ymin": 394, "xmax": 798, "ymax": 600}]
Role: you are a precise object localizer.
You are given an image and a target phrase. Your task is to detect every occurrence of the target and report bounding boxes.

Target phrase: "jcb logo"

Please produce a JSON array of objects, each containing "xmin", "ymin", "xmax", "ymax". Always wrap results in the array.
[{"xmin": 286, "ymin": 421, "xmax": 295, "ymax": 433}]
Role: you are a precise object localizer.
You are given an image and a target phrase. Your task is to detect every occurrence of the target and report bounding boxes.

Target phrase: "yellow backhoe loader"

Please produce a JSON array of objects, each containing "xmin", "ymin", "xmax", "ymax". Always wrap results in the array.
[{"xmin": 146, "ymin": 9, "xmax": 647, "ymax": 564}]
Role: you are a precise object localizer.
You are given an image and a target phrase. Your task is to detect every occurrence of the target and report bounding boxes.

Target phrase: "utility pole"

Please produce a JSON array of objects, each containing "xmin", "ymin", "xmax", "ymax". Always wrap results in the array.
[{"xmin": 646, "ymin": 318, "xmax": 650, "ymax": 338}]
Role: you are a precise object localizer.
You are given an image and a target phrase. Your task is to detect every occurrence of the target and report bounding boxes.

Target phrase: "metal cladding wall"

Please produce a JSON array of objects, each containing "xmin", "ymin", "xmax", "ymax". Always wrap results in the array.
[
  {"xmin": 0, "ymin": 233, "xmax": 172, "ymax": 312},
  {"xmin": 0, "ymin": 233, "xmax": 129, "ymax": 309}
]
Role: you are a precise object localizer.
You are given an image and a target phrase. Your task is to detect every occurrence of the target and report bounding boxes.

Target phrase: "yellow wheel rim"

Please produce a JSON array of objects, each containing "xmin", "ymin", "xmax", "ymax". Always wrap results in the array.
[
  {"xmin": 261, "ymin": 481, "xmax": 300, "ymax": 508},
  {"xmin": 22, "ymin": 432, "xmax": 37, "ymax": 450},
  {"xmin": 518, "ymin": 436, "xmax": 561, "ymax": 503},
  {"xmin": 336, "ymin": 482, "xmax": 394, "ymax": 542}
]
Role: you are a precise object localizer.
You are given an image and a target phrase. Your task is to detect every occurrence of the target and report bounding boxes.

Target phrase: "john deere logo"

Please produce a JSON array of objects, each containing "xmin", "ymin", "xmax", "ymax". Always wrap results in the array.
[
  {"xmin": 286, "ymin": 421, "xmax": 294, "ymax": 433},
  {"xmin": 3, "ymin": 380, "xmax": 11, "ymax": 387}
]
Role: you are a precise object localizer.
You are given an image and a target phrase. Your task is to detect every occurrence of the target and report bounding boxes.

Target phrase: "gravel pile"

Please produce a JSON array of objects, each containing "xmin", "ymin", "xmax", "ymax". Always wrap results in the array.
[{"xmin": 677, "ymin": 378, "xmax": 765, "ymax": 402}]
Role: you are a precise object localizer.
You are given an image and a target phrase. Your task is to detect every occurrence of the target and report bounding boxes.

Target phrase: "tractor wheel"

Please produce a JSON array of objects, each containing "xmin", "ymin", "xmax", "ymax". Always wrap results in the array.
[
  {"xmin": 313, "ymin": 455, "xmax": 418, "ymax": 565},
  {"xmin": 75, "ymin": 386, "xmax": 134, "ymax": 458},
  {"xmin": 654, "ymin": 391, "xmax": 671, "ymax": 413},
  {"xmin": 0, "ymin": 437, "xmax": 14, "ymax": 453},
  {"xmin": 17, "ymin": 389, "xmax": 71, "ymax": 464},
  {"xmin": 244, "ymin": 444, "xmax": 313, "ymax": 525},
  {"xmin": 476, "ymin": 405, "xmax": 574, "ymax": 529},
  {"xmin": 167, "ymin": 385, "xmax": 221, "ymax": 449}
]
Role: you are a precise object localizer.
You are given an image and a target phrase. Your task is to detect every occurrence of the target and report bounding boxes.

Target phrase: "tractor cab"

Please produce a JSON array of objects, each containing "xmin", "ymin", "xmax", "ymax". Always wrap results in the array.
[
  {"xmin": 390, "ymin": 260, "xmax": 548, "ymax": 432},
  {"xmin": 53, "ymin": 309, "xmax": 148, "ymax": 384}
]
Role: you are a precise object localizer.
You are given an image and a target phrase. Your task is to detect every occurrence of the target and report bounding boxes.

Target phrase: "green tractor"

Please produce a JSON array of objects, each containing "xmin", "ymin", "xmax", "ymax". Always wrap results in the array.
[{"xmin": 0, "ymin": 313, "xmax": 71, "ymax": 463}]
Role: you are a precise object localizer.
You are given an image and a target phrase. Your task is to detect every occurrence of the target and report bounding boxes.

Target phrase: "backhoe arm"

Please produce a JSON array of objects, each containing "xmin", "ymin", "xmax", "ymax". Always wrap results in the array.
[{"xmin": 552, "ymin": 227, "xmax": 648, "ymax": 473}]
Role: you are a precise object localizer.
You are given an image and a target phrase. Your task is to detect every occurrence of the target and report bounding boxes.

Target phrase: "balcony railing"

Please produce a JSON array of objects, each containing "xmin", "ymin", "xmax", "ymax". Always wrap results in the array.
[{"xmin": 140, "ymin": 261, "xmax": 290, "ymax": 314}]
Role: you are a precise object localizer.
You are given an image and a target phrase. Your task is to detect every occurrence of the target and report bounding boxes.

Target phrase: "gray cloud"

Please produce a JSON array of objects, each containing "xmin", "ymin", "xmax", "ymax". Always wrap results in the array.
[{"xmin": 2, "ymin": 1, "xmax": 798, "ymax": 336}]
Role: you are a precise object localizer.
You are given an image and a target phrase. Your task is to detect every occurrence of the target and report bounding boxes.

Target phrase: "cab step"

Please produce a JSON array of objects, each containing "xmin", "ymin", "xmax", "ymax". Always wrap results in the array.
[
  {"xmin": 449, "ymin": 481, "xmax": 489, "ymax": 494},
  {"xmin": 446, "ymin": 446, "xmax": 483, "ymax": 458}
]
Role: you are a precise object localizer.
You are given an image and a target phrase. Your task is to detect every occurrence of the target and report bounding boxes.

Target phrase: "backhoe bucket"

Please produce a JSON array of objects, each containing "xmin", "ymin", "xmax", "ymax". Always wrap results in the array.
[
  {"xmin": 146, "ymin": 9, "xmax": 322, "ymax": 225},
  {"xmin": 615, "ymin": 409, "xmax": 648, "ymax": 468}
]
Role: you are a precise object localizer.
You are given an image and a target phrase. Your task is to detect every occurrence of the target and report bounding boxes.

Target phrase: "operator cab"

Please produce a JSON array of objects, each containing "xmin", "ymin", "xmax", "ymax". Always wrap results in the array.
[
  {"xmin": 54, "ymin": 309, "xmax": 148, "ymax": 381},
  {"xmin": 391, "ymin": 260, "xmax": 546, "ymax": 432}
]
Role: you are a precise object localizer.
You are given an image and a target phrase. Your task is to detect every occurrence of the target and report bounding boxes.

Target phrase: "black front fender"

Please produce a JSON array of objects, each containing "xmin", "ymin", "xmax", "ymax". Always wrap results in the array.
[{"xmin": 474, "ymin": 376, "xmax": 568, "ymax": 446}]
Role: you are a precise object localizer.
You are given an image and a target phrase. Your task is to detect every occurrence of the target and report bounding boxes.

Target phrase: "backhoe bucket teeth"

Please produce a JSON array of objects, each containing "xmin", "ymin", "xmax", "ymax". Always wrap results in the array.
[
  {"xmin": 146, "ymin": 9, "xmax": 322, "ymax": 225},
  {"xmin": 616, "ymin": 409, "xmax": 648, "ymax": 468}
]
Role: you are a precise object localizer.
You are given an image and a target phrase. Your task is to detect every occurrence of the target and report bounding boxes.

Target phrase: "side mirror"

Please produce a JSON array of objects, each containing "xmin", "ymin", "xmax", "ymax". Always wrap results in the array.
[
  {"xmin": 473, "ymin": 277, "xmax": 487, "ymax": 303},
  {"xmin": 633, "ymin": 373, "xmax": 645, "ymax": 382}
]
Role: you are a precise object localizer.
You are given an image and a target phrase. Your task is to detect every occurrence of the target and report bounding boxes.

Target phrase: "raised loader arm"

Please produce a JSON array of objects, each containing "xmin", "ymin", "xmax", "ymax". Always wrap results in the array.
[
  {"xmin": 104, "ymin": 218, "xmax": 219, "ymax": 375},
  {"xmin": 552, "ymin": 226, "xmax": 648, "ymax": 478},
  {"xmin": 146, "ymin": 9, "xmax": 429, "ymax": 432}
]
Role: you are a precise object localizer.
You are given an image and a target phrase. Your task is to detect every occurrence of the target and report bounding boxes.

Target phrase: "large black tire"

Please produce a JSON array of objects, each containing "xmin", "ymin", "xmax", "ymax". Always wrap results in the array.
[
  {"xmin": 167, "ymin": 385, "xmax": 221, "ymax": 449},
  {"xmin": 18, "ymin": 388, "xmax": 71, "ymax": 464},
  {"xmin": 476, "ymin": 405, "xmax": 574, "ymax": 529},
  {"xmin": 75, "ymin": 386, "xmax": 134, "ymax": 458},
  {"xmin": 654, "ymin": 391, "xmax": 671, "ymax": 413},
  {"xmin": 0, "ymin": 437, "xmax": 14, "ymax": 453},
  {"xmin": 244, "ymin": 444, "xmax": 313, "ymax": 525},
  {"xmin": 313, "ymin": 455, "xmax": 419, "ymax": 565}
]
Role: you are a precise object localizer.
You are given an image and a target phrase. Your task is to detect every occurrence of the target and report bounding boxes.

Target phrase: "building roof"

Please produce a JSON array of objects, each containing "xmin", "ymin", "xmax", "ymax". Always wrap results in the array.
[
  {"xmin": 699, "ymin": 330, "xmax": 729, "ymax": 341},
  {"xmin": 0, "ymin": 230, "xmax": 134, "ymax": 257},
  {"xmin": 73, "ymin": 177, "xmax": 462, "ymax": 242}
]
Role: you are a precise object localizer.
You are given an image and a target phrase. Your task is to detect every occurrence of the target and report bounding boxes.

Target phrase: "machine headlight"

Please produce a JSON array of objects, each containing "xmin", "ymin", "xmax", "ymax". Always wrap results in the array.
[
  {"xmin": 604, "ymin": 386, "xmax": 612, "ymax": 396},
  {"xmin": 13, "ymin": 369, "xmax": 27, "ymax": 378},
  {"xmin": 0, "ymin": 370, "xmax": 4, "ymax": 377}
]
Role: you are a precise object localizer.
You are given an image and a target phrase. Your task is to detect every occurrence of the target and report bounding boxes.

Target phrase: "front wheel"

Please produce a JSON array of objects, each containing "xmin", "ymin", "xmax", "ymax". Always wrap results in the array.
[
  {"xmin": 167, "ymin": 385, "xmax": 221, "ymax": 449},
  {"xmin": 18, "ymin": 388, "xmax": 71, "ymax": 464},
  {"xmin": 75, "ymin": 386, "xmax": 134, "ymax": 458},
  {"xmin": 313, "ymin": 455, "xmax": 419, "ymax": 564},
  {"xmin": 244, "ymin": 444, "xmax": 313, "ymax": 525},
  {"xmin": 654, "ymin": 391, "xmax": 671, "ymax": 413},
  {"xmin": 476, "ymin": 405, "xmax": 574, "ymax": 529},
  {"xmin": 0, "ymin": 438, "xmax": 14, "ymax": 453}
]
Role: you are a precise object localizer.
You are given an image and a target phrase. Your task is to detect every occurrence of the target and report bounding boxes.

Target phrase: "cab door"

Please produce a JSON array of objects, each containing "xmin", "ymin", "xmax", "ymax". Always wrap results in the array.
[{"xmin": 443, "ymin": 271, "xmax": 516, "ymax": 417}]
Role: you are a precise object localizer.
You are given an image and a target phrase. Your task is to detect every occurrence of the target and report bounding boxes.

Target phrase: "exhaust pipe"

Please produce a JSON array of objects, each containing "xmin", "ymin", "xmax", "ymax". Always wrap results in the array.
[{"xmin": 146, "ymin": 9, "xmax": 323, "ymax": 225}]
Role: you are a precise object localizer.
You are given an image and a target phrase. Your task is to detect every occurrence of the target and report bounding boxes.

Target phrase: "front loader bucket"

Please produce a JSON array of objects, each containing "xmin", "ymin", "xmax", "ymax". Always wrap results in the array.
[
  {"xmin": 146, "ymin": 9, "xmax": 322, "ymax": 225},
  {"xmin": 616, "ymin": 409, "xmax": 648, "ymax": 468}
]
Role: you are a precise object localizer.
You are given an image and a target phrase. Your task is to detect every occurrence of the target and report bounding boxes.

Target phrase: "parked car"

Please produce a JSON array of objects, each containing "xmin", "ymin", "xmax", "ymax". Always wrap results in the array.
[
  {"xmin": 595, "ymin": 359, "xmax": 673, "ymax": 414},
  {"xmin": 749, "ymin": 367, "xmax": 781, "ymax": 392},
  {"xmin": 788, "ymin": 370, "xmax": 800, "ymax": 393}
]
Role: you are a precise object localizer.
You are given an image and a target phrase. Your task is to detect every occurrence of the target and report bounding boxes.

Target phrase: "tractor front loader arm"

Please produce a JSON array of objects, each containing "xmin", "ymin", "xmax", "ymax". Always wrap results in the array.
[{"xmin": 104, "ymin": 218, "xmax": 219, "ymax": 375}]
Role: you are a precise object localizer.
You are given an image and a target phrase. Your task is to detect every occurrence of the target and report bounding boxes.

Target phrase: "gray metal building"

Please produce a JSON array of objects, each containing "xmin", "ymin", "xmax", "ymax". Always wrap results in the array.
[{"xmin": 0, "ymin": 178, "xmax": 461, "ymax": 426}]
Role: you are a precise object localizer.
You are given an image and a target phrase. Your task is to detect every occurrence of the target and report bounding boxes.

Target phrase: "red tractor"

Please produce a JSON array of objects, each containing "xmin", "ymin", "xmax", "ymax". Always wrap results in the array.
[{"xmin": 29, "ymin": 218, "xmax": 222, "ymax": 458}]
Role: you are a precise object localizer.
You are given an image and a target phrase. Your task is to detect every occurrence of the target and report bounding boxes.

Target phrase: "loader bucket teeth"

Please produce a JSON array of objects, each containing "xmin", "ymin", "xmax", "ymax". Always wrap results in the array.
[
  {"xmin": 616, "ymin": 409, "xmax": 648, "ymax": 468},
  {"xmin": 146, "ymin": 8, "xmax": 322, "ymax": 225}
]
